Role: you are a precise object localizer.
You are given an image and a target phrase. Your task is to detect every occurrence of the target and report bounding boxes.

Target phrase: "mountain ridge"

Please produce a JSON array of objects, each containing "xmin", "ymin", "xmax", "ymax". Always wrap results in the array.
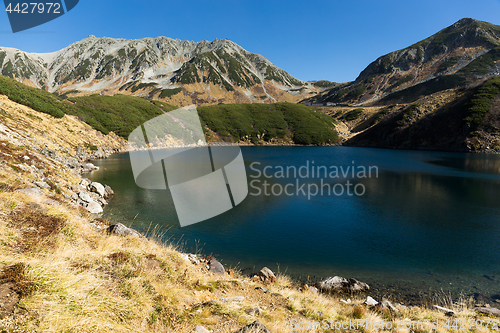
[
  {"xmin": 0, "ymin": 35, "xmax": 317, "ymax": 106},
  {"xmin": 306, "ymin": 18, "xmax": 500, "ymax": 106}
]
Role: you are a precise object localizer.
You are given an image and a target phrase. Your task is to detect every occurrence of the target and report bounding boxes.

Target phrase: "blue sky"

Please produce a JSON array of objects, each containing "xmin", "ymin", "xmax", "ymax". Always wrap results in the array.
[{"xmin": 1, "ymin": 0, "xmax": 500, "ymax": 82}]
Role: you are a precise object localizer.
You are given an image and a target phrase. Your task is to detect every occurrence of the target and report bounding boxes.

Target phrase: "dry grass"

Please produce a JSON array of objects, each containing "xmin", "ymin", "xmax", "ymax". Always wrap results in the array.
[{"xmin": 0, "ymin": 95, "xmax": 498, "ymax": 332}]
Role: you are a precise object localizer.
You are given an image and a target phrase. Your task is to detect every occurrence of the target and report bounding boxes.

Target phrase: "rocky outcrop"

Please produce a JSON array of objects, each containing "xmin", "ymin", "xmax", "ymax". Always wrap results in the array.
[
  {"xmin": 251, "ymin": 267, "xmax": 276, "ymax": 284},
  {"xmin": 70, "ymin": 180, "xmax": 112, "ymax": 215},
  {"xmin": 107, "ymin": 223, "xmax": 143, "ymax": 238},
  {"xmin": 317, "ymin": 276, "xmax": 369, "ymax": 294}
]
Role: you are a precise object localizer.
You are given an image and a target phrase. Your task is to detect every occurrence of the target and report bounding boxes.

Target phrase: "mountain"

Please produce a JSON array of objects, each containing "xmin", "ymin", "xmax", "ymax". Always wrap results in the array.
[
  {"xmin": 0, "ymin": 36, "xmax": 318, "ymax": 106},
  {"xmin": 306, "ymin": 18, "xmax": 500, "ymax": 105}
]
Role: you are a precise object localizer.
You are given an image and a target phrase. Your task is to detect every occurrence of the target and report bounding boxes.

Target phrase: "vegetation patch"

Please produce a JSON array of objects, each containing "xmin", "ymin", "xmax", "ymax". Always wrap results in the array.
[
  {"xmin": 159, "ymin": 88, "xmax": 182, "ymax": 99},
  {"xmin": 464, "ymin": 76, "xmax": 500, "ymax": 126},
  {"xmin": 341, "ymin": 108, "xmax": 364, "ymax": 121},
  {"xmin": 9, "ymin": 207, "xmax": 65, "ymax": 251},
  {"xmin": 198, "ymin": 102, "xmax": 337, "ymax": 145},
  {"xmin": 0, "ymin": 263, "xmax": 37, "ymax": 297}
]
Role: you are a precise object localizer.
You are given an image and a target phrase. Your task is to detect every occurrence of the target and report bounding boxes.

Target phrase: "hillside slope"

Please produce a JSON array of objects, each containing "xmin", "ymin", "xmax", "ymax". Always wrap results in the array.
[
  {"xmin": 0, "ymin": 36, "xmax": 318, "ymax": 106},
  {"xmin": 1, "ymin": 91, "xmax": 498, "ymax": 333},
  {"xmin": 342, "ymin": 76, "xmax": 500, "ymax": 153},
  {"xmin": 0, "ymin": 74, "xmax": 337, "ymax": 145},
  {"xmin": 306, "ymin": 18, "xmax": 500, "ymax": 105}
]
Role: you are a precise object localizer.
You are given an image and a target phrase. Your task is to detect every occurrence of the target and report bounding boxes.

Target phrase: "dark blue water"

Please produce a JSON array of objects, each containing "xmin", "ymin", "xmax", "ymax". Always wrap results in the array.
[{"xmin": 88, "ymin": 147, "xmax": 500, "ymax": 303}]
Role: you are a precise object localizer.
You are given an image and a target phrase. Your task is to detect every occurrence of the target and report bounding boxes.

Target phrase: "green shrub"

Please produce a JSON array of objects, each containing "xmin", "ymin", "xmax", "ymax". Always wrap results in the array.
[{"xmin": 341, "ymin": 108, "xmax": 364, "ymax": 121}]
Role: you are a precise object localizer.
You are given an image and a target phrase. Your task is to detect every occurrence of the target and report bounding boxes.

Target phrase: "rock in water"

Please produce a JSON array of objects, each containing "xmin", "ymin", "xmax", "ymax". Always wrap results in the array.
[
  {"xmin": 90, "ymin": 182, "xmax": 105, "ymax": 197},
  {"xmin": 86, "ymin": 201, "xmax": 103, "ymax": 214},
  {"xmin": 237, "ymin": 320, "xmax": 270, "ymax": 333},
  {"xmin": 107, "ymin": 223, "xmax": 142, "ymax": 238},
  {"xmin": 252, "ymin": 267, "xmax": 277, "ymax": 284},
  {"xmin": 208, "ymin": 258, "xmax": 225, "ymax": 275},
  {"xmin": 317, "ymin": 276, "xmax": 369, "ymax": 293},
  {"xmin": 104, "ymin": 185, "xmax": 114, "ymax": 198}
]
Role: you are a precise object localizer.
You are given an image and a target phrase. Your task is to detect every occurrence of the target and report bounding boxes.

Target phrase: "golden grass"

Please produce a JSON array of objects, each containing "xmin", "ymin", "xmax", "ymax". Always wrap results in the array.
[{"xmin": 0, "ymin": 95, "xmax": 498, "ymax": 332}]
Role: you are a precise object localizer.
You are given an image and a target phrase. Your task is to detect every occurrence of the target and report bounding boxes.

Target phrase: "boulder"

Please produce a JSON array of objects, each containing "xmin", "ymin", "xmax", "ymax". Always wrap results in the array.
[
  {"xmin": 107, "ymin": 223, "xmax": 142, "ymax": 238},
  {"xmin": 104, "ymin": 185, "xmax": 114, "ymax": 199},
  {"xmin": 302, "ymin": 284, "xmax": 318, "ymax": 295},
  {"xmin": 78, "ymin": 191, "xmax": 92, "ymax": 203},
  {"xmin": 236, "ymin": 320, "xmax": 270, "ymax": 333},
  {"xmin": 317, "ymin": 276, "xmax": 369, "ymax": 294},
  {"xmin": 380, "ymin": 300, "xmax": 399, "ymax": 312},
  {"xmin": 208, "ymin": 258, "xmax": 225, "ymax": 276},
  {"xmin": 365, "ymin": 296, "xmax": 378, "ymax": 306},
  {"xmin": 90, "ymin": 182, "xmax": 106, "ymax": 197},
  {"xmin": 86, "ymin": 201, "xmax": 103, "ymax": 214},
  {"xmin": 252, "ymin": 267, "xmax": 276, "ymax": 284}
]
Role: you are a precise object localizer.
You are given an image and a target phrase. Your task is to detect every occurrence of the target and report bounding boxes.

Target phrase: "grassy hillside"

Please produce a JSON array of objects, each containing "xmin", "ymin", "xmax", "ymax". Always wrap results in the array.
[
  {"xmin": 345, "ymin": 76, "xmax": 500, "ymax": 152},
  {"xmin": 198, "ymin": 103, "xmax": 338, "ymax": 145},
  {"xmin": 0, "ymin": 75, "xmax": 337, "ymax": 145}
]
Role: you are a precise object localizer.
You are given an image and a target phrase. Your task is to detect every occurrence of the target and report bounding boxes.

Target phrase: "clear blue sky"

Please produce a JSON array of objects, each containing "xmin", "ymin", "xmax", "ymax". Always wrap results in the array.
[{"xmin": 1, "ymin": 0, "xmax": 500, "ymax": 82}]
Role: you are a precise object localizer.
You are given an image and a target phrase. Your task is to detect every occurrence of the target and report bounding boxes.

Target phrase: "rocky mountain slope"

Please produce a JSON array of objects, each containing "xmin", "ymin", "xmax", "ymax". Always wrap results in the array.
[
  {"xmin": 307, "ymin": 18, "xmax": 500, "ymax": 105},
  {"xmin": 0, "ymin": 36, "xmax": 318, "ymax": 106}
]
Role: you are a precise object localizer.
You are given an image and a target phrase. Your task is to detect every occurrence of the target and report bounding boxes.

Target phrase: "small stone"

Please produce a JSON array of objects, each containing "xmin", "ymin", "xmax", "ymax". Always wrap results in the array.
[
  {"xmin": 78, "ymin": 191, "xmax": 92, "ymax": 202},
  {"xmin": 194, "ymin": 326, "xmax": 210, "ymax": 333},
  {"xmin": 365, "ymin": 296, "xmax": 379, "ymax": 306}
]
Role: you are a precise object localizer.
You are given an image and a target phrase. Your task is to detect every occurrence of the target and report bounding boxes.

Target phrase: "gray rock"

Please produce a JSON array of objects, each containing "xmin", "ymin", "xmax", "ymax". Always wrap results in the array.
[
  {"xmin": 236, "ymin": 320, "xmax": 270, "ymax": 333},
  {"xmin": 252, "ymin": 267, "xmax": 276, "ymax": 284},
  {"xmin": 365, "ymin": 296, "xmax": 378, "ymax": 306},
  {"xmin": 71, "ymin": 193, "xmax": 79, "ymax": 201},
  {"xmin": 474, "ymin": 306, "xmax": 500, "ymax": 317},
  {"xmin": 104, "ymin": 185, "xmax": 114, "ymax": 198},
  {"xmin": 84, "ymin": 163, "xmax": 98, "ymax": 171},
  {"xmin": 433, "ymin": 305, "xmax": 455, "ymax": 316},
  {"xmin": 194, "ymin": 326, "xmax": 210, "ymax": 333},
  {"xmin": 317, "ymin": 276, "xmax": 369, "ymax": 294},
  {"xmin": 34, "ymin": 181, "xmax": 51, "ymax": 189},
  {"xmin": 380, "ymin": 300, "xmax": 399, "ymax": 312},
  {"xmin": 78, "ymin": 191, "xmax": 92, "ymax": 203},
  {"xmin": 15, "ymin": 187, "xmax": 43, "ymax": 197},
  {"xmin": 98, "ymin": 198, "xmax": 108, "ymax": 206},
  {"xmin": 86, "ymin": 201, "xmax": 103, "ymax": 214},
  {"xmin": 107, "ymin": 223, "xmax": 142, "ymax": 238},
  {"xmin": 209, "ymin": 258, "xmax": 225, "ymax": 276},
  {"xmin": 90, "ymin": 182, "xmax": 105, "ymax": 197}
]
